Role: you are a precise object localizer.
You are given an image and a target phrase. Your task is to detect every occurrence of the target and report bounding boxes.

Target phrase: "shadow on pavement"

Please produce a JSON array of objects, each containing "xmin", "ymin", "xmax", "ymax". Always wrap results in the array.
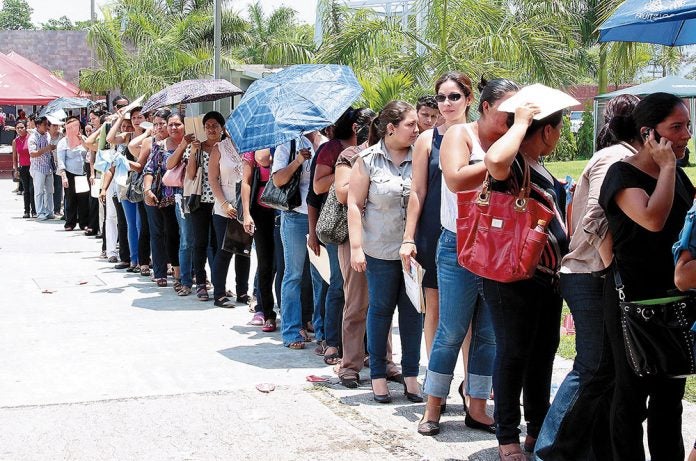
[{"xmin": 217, "ymin": 342, "xmax": 328, "ymax": 369}]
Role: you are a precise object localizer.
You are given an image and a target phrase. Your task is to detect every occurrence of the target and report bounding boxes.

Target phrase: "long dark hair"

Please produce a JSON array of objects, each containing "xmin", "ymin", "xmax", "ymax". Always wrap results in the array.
[
  {"xmin": 202, "ymin": 110, "xmax": 227, "ymax": 140},
  {"xmin": 333, "ymin": 107, "xmax": 376, "ymax": 144},
  {"xmin": 368, "ymin": 101, "xmax": 415, "ymax": 146},
  {"xmin": 596, "ymin": 94, "xmax": 640, "ymax": 150},
  {"xmin": 632, "ymin": 92, "xmax": 686, "ymax": 138}
]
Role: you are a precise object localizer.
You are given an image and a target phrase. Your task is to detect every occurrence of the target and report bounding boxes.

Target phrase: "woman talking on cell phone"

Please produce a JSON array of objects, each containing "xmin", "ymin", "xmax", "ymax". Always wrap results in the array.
[{"xmin": 599, "ymin": 92, "xmax": 694, "ymax": 460}]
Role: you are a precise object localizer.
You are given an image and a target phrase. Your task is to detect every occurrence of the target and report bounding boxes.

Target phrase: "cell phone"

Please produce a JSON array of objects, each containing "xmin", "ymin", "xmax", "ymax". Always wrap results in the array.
[{"xmin": 642, "ymin": 128, "xmax": 662, "ymax": 142}]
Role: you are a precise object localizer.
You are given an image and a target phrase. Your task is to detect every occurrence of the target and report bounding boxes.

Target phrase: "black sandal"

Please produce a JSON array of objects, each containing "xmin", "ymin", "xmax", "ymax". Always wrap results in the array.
[{"xmin": 214, "ymin": 297, "xmax": 235, "ymax": 308}]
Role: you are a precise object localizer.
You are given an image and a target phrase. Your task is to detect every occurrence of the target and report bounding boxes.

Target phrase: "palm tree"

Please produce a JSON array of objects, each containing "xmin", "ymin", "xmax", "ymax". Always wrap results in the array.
[
  {"xmin": 80, "ymin": 0, "xmax": 248, "ymax": 97},
  {"xmin": 315, "ymin": 0, "xmax": 587, "ymax": 108},
  {"xmin": 243, "ymin": 1, "xmax": 315, "ymax": 65}
]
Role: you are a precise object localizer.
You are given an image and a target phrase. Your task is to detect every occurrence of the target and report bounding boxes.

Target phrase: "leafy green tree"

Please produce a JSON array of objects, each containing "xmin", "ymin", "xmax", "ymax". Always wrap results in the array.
[
  {"xmin": 547, "ymin": 115, "xmax": 577, "ymax": 162},
  {"xmin": 0, "ymin": 0, "xmax": 33, "ymax": 30},
  {"xmin": 576, "ymin": 110, "xmax": 595, "ymax": 159},
  {"xmin": 41, "ymin": 16, "xmax": 75, "ymax": 30}
]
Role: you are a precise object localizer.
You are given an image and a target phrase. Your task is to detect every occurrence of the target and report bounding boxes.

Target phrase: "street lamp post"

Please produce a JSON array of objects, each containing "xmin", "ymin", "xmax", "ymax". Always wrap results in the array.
[{"xmin": 214, "ymin": 0, "xmax": 221, "ymax": 110}]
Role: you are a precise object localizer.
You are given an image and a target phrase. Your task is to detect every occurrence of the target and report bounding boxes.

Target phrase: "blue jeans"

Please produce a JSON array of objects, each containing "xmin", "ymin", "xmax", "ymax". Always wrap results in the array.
[
  {"xmin": 121, "ymin": 200, "xmax": 141, "ymax": 265},
  {"xmin": 535, "ymin": 273, "xmax": 614, "ymax": 461},
  {"xmin": 424, "ymin": 229, "xmax": 495, "ymax": 400},
  {"xmin": 32, "ymin": 169, "xmax": 54, "ymax": 219},
  {"xmin": 174, "ymin": 197, "xmax": 193, "ymax": 287},
  {"xmin": 482, "ymin": 277, "xmax": 562, "ymax": 445},
  {"xmin": 323, "ymin": 243, "xmax": 345, "ymax": 348},
  {"xmin": 310, "ymin": 263, "xmax": 327, "ymax": 341},
  {"xmin": 280, "ymin": 211, "xmax": 310, "ymax": 346},
  {"xmin": 365, "ymin": 255, "xmax": 422, "ymax": 379}
]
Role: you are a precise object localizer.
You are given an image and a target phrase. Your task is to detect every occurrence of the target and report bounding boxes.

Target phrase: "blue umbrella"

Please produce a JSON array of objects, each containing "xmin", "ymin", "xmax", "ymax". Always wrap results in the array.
[
  {"xmin": 226, "ymin": 64, "xmax": 363, "ymax": 153},
  {"xmin": 598, "ymin": 0, "xmax": 696, "ymax": 46},
  {"xmin": 39, "ymin": 97, "xmax": 94, "ymax": 117}
]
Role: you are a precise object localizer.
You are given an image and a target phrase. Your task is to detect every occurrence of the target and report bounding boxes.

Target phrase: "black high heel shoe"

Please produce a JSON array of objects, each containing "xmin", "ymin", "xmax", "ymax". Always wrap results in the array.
[
  {"xmin": 458, "ymin": 381, "xmax": 468, "ymax": 413},
  {"xmin": 464, "ymin": 414, "xmax": 496, "ymax": 434},
  {"xmin": 417, "ymin": 417, "xmax": 440, "ymax": 436},
  {"xmin": 371, "ymin": 382, "xmax": 392, "ymax": 404},
  {"xmin": 403, "ymin": 382, "xmax": 424, "ymax": 403}
]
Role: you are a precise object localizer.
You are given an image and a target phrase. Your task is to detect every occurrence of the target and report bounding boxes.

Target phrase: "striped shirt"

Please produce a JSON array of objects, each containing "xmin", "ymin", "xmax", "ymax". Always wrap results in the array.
[{"xmin": 28, "ymin": 130, "xmax": 53, "ymax": 175}]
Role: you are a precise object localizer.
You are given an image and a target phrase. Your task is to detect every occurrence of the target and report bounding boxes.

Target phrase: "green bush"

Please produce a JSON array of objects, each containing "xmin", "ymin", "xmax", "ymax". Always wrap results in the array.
[
  {"xmin": 576, "ymin": 110, "xmax": 594, "ymax": 160},
  {"xmin": 547, "ymin": 115, "xmax": 577, "ymax": 162}
]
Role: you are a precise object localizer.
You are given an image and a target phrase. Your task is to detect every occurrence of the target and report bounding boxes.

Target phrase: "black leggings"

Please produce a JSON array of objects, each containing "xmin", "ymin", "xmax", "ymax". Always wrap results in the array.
[
  {"xmin": 19, "ymin": 166, "xmax": 35, "ymax": 214},
  {"xmin": 252, "ymin": 205, "xmax": 276, "ymax": 320},
  {"xmin": 137, "ymin": 201, "xmax": 151, "ymax": 266},
  {"xmin": 190, "ymin": 202, "xmax": 214, "ymax": 285},
  {"xmin": 64, "ymin": 172, "xmax": 89, "ymax": 228}
]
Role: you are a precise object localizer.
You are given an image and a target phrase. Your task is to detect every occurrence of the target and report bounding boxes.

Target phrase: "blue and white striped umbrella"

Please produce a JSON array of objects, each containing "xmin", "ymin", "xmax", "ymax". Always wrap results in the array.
[{"xmin": 226, "ymin": 64, "xmax": 363, "ymax": 153}]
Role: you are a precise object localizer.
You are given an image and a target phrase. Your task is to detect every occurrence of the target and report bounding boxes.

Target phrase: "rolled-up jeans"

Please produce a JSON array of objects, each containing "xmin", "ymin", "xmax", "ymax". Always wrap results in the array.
[
  {"xmin": 365, "ymin": 254, "xmax": 422, "ymax": 379},
  {"xmin": 323, "ymin": 243, "xmax": 345, "ymax": 349},
  {"xmin": 424, "ymin": 229, "xmax": 495, "ymax": 400},
  {"xmin": 535, "ymin": 273, "xmax": 614, "ymax": 461}
]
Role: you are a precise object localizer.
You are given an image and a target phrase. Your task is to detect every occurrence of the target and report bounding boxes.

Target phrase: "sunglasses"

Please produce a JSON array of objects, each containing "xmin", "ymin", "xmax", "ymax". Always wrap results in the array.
[{"xmin": 435, "ymin": 93, "xmax": 463, "ymax": 103}]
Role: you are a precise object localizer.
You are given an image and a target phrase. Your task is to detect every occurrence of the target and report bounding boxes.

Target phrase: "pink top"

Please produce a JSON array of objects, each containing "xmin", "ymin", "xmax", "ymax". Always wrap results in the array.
[
  {"xmin": 242, "ymin": 151, "xmax": 271, "ymax": 208},
  {"xmin": 15, "ymin": 134, "xmax": 30, "ymax": 166}
]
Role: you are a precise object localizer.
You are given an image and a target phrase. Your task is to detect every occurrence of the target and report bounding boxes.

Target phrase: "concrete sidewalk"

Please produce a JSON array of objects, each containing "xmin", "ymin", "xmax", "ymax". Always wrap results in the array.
[{"xmin": 0, "ymin": 178, "xmax": 694, "ymax": 461}]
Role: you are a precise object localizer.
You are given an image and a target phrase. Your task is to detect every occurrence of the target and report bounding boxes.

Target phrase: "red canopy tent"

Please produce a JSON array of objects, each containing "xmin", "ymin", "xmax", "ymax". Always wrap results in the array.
[
  {"xmin": 5, "ymin": 51, "xmax": 81, "ymax": 96},
  {"xmin": 0, "ymin": 53, "xmax": 75, "ymax": 105}
]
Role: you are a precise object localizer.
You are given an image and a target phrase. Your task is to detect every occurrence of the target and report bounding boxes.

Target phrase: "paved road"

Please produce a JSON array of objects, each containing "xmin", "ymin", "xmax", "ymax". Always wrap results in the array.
[{"xmin": 0, "ymin": 178, "xmax": 694, "ymax": 461}]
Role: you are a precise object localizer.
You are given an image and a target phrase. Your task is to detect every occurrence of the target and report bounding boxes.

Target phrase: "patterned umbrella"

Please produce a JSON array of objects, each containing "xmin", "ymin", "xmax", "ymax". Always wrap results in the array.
[
  {"xmin": 141, "ymin": 79, "xmax": 244, "ymax": 114},
  {"xmin": 226, "ymin": 64, "xmax": 363, "ymax": 153},
  {"xmin": 39, "ymin": 97, "xmax": 93, "ymax": 117}
]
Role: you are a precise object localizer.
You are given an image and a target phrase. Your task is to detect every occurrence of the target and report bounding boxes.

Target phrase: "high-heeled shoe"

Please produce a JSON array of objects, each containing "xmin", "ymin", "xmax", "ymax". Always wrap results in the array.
[
  {"xmin": 417, "ymin": 417, "xmax": 440, "ymax": 436},
  {"xmin": 371, "ymin": 382, "xmax": 392, "ymax": 404},
  {"xmin": 458, "ymin": 381, "xmax": 469, "ymax": 413},
  {"xmin": 464, "ymin": 414, "xmax": 496, "ymax": 434},
  {"xmin": 403, "ymin": 382, "xmax": 424, "ymax": 403}
]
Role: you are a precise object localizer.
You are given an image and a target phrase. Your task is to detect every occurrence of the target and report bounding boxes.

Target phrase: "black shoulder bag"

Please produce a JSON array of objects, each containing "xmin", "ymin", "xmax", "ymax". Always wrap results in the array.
[
  {"xmin": 259, "ymin": 140, "xmax": 301, "ymax": 211},
  {"xmin": 613, "ymin": 268, "xmax": 696, "ymax": 378}
]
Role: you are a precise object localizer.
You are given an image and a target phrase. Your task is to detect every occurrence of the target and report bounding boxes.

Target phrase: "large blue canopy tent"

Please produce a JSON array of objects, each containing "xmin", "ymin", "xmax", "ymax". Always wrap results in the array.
[{"xmin": 593, "ymin": 76, "xmax": 696, "ymax": 150}]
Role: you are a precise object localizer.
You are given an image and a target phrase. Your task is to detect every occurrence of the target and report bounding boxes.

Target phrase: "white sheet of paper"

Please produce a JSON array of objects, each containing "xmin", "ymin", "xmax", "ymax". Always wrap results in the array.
[
  {"xmin": 307, "ymin": 237, "xmax": 330, "ymax": 283},
  {"xmin": 74, "ymin": 175, "xmax": 90, "ymax": 194},
  {"xmin": 121, "ymin": 95, "xmax": 145, "ymax": 115},
  {"xmin": 90, "ymin": 176, "xmax": 101, "ymax": 198},
  {"xmin": 403, "ymin": 257, "xmax": 425, "ymax": 313},
  {"xmin": 498, "ymin": 84, "xmax": 580, "ymax": 120}
]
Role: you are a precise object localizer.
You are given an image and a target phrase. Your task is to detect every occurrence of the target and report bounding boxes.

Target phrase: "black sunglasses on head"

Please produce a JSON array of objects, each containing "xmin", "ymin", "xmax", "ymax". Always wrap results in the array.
[{"xmin": 435, "ymin": 93, "xmax": 463, "ymax": 103}]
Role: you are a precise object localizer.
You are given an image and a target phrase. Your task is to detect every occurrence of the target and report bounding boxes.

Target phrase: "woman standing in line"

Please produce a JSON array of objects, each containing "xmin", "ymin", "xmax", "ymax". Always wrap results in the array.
[
  {"xmin": 142, "ymin": 109, "xmax": 180, "ymax": 287},
  {"xmin": 347, "ymin": 101, "xmax": 422, "ymax": 403},
  {"xmin": 12, "ymin": 121, "xmax": 36, "ymax": 218},
  {"xmin": 483, "ymin": 97, "xmax": 571, "ymax": 460},
  {"xmin": 207, "ymin": 133, "xmax": 245, "ymax": 307},
  {"xmin": 599, "ymin": 92, "xmax": 693, "ymax": 461},
  {"xmin": 417, "ymin": 78, "xmax": 518, "ymax": 436},
  {"xmin": 187, "ymin": 111, "xmax": 226, "ymax": 301},
  {"xmin": 57, "ymin": 117, "xmax": 90, "ymax": 231}
]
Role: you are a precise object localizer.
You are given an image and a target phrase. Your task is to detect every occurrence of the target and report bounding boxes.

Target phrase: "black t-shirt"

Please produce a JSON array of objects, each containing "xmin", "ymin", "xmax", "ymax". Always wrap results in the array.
[{"xmin": 599, "ymin": 161, "xmax": 695, "ymax": 300}]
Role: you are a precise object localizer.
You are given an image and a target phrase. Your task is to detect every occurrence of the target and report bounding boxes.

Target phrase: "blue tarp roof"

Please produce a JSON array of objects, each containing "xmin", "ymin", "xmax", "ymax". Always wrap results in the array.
[{"xmin": 596, "ymin": 76, "xmax": 696, "ymax": 100}]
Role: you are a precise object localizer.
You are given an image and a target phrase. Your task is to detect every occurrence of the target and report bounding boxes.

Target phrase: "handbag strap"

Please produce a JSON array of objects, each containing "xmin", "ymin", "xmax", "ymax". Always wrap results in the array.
[
  {"xmin": 613, "ymin": 265, "xmax": 626, "ymax": 301},
  {"xmin": 479, "ymin": 156, "xmax": 532, "ymax": 209}
]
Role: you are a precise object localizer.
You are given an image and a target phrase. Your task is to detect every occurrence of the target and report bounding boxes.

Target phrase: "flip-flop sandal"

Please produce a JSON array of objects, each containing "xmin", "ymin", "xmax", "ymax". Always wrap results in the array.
[
  {"xmin": 196, "ymin": 285, "xmax": 209, "ymax": 301},
  {"xmin": 314, "ymin": 340, "xmax": 327, "ymax": 356},
  {"xmin": 323, "ymin": 348, "xmax": 341, "ymax": 366},
  {"xmin": 173, "ymin": 279, "xmax": 182, "ymax": 292},
  {"xmin": 287, "ymin": 341, "xmax": 305, "ymax": 350},
  {"xmin": 156, "ymin": 278, "xmax": 167, "ymax": 287},
  {"xmin": 299, "ymin": 329, "xmax": 312, "ymax": 342},
  {"xmin": 177, "ymin": 286, "xmax": 192, "ymax": 296},
  {"xmin": 140, "ymin": 267, "xmax": 151, "ymax": 277}
]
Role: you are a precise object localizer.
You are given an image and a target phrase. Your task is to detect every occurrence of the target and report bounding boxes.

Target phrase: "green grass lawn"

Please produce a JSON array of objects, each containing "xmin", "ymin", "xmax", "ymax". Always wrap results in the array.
[{"xmin": 546, "ymin": 159, "xmax": 696, "ymax": 184}]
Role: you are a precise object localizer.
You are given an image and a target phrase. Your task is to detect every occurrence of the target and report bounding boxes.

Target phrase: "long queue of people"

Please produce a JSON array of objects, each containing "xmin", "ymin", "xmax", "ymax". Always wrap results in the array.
[{"xmin": 11, "ymin": 75, "xmax": 696, "ymax": 461}]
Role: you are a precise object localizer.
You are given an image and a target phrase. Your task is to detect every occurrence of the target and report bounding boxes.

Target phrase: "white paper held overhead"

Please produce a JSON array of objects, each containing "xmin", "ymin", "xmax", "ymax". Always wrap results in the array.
[{"xmin": 497, "ymin": 84, "xmax": 580, "ymax": 120}]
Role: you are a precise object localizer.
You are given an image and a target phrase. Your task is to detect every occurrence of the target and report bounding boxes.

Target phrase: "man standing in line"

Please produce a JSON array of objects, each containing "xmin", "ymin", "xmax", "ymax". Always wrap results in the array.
[
  {"xmin": 48, "ymin": 117, "xmax": 65, "ymax": 217},
  {"xmin": 28, "ymin": 116, "xmax": 56, "ymax": 221}
]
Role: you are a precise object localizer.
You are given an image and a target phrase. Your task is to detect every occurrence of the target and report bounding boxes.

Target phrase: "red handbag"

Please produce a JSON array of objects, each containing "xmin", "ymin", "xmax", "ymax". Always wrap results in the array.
[{"xmin": 456, "ymin": 162, "xmax": 554, "ymax": 283}]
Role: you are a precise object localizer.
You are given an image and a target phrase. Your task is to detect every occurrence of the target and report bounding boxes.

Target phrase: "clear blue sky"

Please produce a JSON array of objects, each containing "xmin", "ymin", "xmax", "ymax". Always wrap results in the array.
[{"xmin": 24, "ymin": 0, "xmax": 317, "ymax": 25}]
